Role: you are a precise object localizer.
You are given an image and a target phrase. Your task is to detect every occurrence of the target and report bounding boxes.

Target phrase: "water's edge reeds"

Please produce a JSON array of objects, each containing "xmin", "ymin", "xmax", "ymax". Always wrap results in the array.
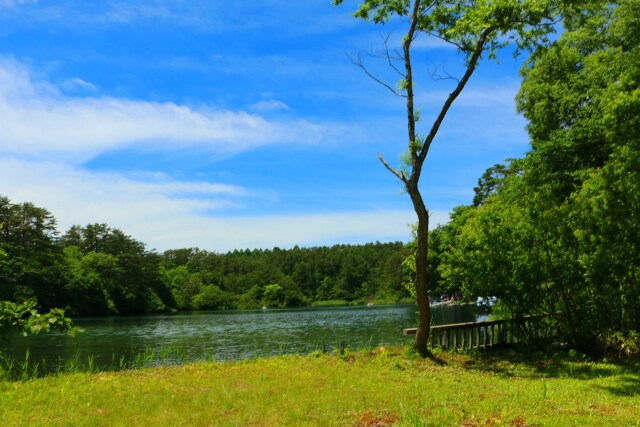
[{"xmin": 0, "ymin": 337, "xmax": 361, "ymax": 382}]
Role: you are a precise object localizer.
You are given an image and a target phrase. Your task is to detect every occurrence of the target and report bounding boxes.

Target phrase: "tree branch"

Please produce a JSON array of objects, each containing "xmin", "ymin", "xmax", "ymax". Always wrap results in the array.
[
  {"xmin": 348, "ymin": 52, "xmax": 407, "ymax": 98},
  {"xmin": 425, "ymin": 31, "xmax": 469, "ymax": 52},
  {"xmin": 429, "ymin": 63, "xmax": 460, "ymax": 84},
  {"xmin": 414, "ymin": 26, "xmax": 494, "ymax": 176},
  {"xmin": 403, "ymin": 0, "xmax": 421, "ymax": 164},
  {"xmin": 381, "ymin": 33, "xmax": 406, "ymax": 78},
  {"xmin": 377, "ymin": 153, "xmax": 407, "ymax": 183}
]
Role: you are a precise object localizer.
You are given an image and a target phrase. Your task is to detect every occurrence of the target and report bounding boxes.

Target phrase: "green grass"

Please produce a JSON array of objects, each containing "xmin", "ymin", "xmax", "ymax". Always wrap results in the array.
[
  {"xmin": 312, "ymin": 299, "xmax": 351, "ymax": 306},
  {"xmin": 1, "ymin": 348, "xmax": 639, "ymax": 426}
]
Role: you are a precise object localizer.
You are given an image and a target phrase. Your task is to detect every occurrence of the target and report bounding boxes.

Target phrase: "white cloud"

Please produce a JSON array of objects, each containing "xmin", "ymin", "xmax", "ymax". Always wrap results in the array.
[
  {"xmin": 0, "ymin": 57, "xmax": 325, "ymax": 163},
  {"xmin": 248, "ymin": 99, "xmax": 291, "ymax": 112},
  {"xmin": 0, "ymin": 157, "xmax": 245, "ymax": 218},
  {"xmin": 1, "ymin": 1, "xmax": 356, "ymax": 36},
  {"xmin": 0, "ymin": 157, "xmax": 427, "ymax": 252},
  {"xmin": 359, "ymin": 30, "xmax": 457, "ymax": 55},
  {"xmin": 412, "ymin": 34, "xmax": 458, "ymax": 50},
  {"xmin": 416, "ymin": 82, "xmax": 520, "ymax": 111},
  {"xmin": 151, "ymin": 210, "xmax": 418, "ymax": 252},
  {"xmin": 0, "ymin": 57, "xmax": 417, "ymax": 253},
  {"xmin": 451, "ymin": 85, "xmax": 521, "ymax": 109},
  {"xmin": 412, "ymin": 81, "xmax": 528, "ymax": 149},
  {"xmin": 95, "ymin": 3, "xmax": 174, "ymax": 24},
  {"xmin": 60, "ymin": 77, "xmax": 97, "ymax": 92},
  {"xmin": 0, "ymin": 0, "xmax": 36, "ymax": 7}
]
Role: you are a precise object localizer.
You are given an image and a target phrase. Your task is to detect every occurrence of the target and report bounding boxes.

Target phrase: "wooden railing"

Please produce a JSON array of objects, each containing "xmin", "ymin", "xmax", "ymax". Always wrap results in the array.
[{"xmin": 403, "ymin": 315, "xmax": 545, "ymax": 351}]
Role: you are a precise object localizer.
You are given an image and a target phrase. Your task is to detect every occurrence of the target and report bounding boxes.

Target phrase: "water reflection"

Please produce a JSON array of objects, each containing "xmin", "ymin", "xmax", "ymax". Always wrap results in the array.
[{"xmin": 1, "ymin": 303, "xmax": 477, "ymax": 370}]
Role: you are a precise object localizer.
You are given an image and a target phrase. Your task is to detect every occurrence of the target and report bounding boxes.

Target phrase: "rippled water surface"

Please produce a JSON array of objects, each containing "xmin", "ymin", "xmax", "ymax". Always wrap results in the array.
[{"xmin": 2, "ymin": 303, "xmax": 477, "ymax": 369}]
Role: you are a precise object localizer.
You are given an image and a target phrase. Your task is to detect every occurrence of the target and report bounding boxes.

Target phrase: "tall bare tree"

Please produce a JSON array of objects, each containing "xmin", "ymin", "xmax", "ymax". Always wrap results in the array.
[{"xmin": 335, "ymin": 0, "xmax": 576, "ymax": 355}]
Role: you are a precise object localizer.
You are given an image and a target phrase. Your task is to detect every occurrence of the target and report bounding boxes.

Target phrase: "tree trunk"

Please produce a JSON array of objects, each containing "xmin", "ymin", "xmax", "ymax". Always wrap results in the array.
[{"xmin": 408, "ymin": 181, "xmax": 431, "ymax": 356}]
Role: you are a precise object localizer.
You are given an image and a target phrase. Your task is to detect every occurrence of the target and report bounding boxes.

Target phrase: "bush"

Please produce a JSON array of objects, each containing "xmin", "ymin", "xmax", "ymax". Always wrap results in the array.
[
  {"xmin": 604, "ymin": 331, "xmax": 640, "ymax": 359},
  {"xmin": 0, "ymin": 300, "xmax": 73, "ymax": 340}
]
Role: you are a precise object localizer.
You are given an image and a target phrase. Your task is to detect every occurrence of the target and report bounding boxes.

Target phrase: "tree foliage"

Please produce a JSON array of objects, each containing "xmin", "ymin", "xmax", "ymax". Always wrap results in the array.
[
  {"xmin": 59, "ymin": 223, "xmax": 175, "ymax": 315},
  {"xmin": 160, "ymin": 242, "xmax": 409, "ymax": 310},
  {"xmin": 437, "ymin": 0, "xmax": 640, "ymax": 354}
]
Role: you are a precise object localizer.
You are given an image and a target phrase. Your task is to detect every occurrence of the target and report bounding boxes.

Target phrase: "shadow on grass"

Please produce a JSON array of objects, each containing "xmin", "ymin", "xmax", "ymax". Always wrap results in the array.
[
  {"xmin": 595, "ymin": 374, "xmax": 640, "ymax": 397},
  {"xmin": 441, "ymin": 346, "xmax": 640, "ymax": 394},
  {"xmin": 424, "ymin": 349, "xmax": 447, "ymax": 366}
]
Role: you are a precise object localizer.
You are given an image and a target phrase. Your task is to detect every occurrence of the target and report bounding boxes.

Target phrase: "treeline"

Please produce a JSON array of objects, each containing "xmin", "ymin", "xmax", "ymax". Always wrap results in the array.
[
  {"xmin": 162, "ymin": 243, "xmax": 408, "ymax": 310},
  {"xmin": 0, "ymin": 198, "xmax": 410, "ymax": 316},
  {"xmin": 423, "ymin": 1, "xmax": 640, "ymax": 354}
]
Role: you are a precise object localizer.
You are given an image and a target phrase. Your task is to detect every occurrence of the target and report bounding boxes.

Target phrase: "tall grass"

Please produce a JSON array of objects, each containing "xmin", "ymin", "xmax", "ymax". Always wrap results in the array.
[
  {"xmin": 0, "ymin": 336, "xmax": 371, "ymax": 381},
  {"xmin": 0, "ymin": 346, "xmax": 190, "ymax": 381}
]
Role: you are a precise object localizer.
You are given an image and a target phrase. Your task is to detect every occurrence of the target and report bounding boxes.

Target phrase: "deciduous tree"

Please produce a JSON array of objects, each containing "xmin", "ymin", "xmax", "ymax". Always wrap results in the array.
[{"xmin": 335, "ymin": 0, "xmax": 570, "ymax": 355}]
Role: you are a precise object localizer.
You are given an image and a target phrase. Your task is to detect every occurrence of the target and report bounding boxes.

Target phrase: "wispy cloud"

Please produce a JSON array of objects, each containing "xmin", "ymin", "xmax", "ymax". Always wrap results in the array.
[
  {"xmin": 415, "ymin": 81, "xmax": 521, "ymax": 110},
  {"xmin": 0, "ymin": 1, "xmax": 356, "ymax": 36},
  {"xmin": 248, "ymin": 99, "xmax": 291, "ymax": 113},
  {"xmin": 0, "ymin": 0, "xmax": 36, "ymax": 7},
  {"xmin": 0, "ymin": 57, "xmax": 325, "ymax": 163},
  {"xmin": 0, "ymin": 1, "xmax": 197, "ymax": 26},
  {"xmin": 351, "ymin": 28, "xmax": 457, "ymax": 55},
  {"xmin": 60, "ymin": 77, "xmax": 97, "ymax": 93},
  {"xmin": 413, "ymin": 34, "xmax": 458, "ymax": 50},
  {"xmin": 0, "ymin": 157, "xmax": 246, "ymax": 215},
  {"xmin": 412, "ymin": 81, "xmax": 528, "ymax": 148},
  {"xmin": 448, "ymin": 84, "xmax": 521, "ymax": 109},
  {"xmin": 0, "ymin": 157, "xmax": 429, "ymax": 252},
  {"xmin": 0, "ymin": 57, "xmax": 421, "ymax": 252}
]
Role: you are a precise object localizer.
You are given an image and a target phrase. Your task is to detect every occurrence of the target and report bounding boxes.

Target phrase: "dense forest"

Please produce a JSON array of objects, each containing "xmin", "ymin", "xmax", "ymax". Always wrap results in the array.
[{"xmin": 0, "ymin": 197, "xmax": 412, "ymax": 316}]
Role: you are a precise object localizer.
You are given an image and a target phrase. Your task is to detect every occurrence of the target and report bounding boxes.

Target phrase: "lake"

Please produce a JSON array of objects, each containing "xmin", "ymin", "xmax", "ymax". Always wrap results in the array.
[{"xmin": 1, "ymin": 303, "xmax": 478, "ymax": 371}]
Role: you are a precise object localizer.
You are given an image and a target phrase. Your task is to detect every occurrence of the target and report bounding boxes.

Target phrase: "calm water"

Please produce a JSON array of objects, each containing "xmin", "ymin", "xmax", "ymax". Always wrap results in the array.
[{"xmin": 1, "ymin": 303, "xmax": 477, "ymax": 369}]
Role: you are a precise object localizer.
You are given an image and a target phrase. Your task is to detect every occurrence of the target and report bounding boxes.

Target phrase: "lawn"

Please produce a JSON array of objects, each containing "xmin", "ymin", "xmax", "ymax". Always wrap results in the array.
[{"xmin": 1, "ymin": 348, "xmax": 639, "ymax": 426}]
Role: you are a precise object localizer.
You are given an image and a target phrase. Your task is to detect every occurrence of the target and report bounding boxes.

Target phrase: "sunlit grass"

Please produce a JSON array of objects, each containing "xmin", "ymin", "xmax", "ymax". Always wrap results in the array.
[{"xmin": 1, "ymin": 347, "xmax": 639, "ymax": 426}]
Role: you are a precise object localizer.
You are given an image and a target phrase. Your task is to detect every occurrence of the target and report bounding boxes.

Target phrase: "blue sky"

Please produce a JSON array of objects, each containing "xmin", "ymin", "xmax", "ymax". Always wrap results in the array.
[{"xmin": 0, "ymin": 0, "xmax": 531, "ymax": 252}]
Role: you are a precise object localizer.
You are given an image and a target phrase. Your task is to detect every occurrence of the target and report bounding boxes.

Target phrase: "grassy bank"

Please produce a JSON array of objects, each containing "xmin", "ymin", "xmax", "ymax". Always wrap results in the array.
[{"xmin": 1, "ymin": 348, "xmax": 639, "ymax": 426}]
